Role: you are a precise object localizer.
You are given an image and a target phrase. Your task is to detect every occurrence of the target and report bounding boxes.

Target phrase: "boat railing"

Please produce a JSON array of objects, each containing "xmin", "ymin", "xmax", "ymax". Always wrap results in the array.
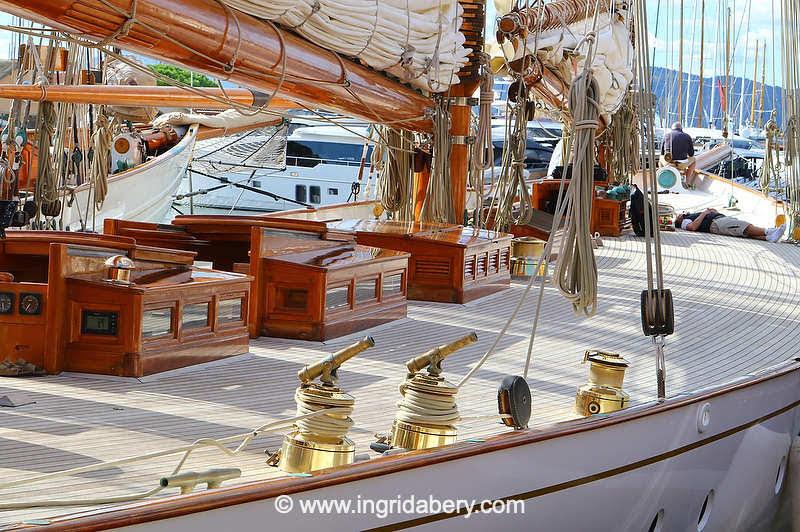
[{"xmin": 286, "ymin": 156, "xmax": 371, "ymax": 168}]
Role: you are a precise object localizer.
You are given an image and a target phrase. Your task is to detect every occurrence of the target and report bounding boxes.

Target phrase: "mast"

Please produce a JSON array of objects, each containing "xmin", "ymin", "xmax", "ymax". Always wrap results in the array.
[
  {"xmin": 710, "ymin": 1, "xmax": 720, "ymax": 129},
  {"xmin": 678, "ymin": 0, "xmax": 684, "ymax": 124},
  {"xmin": 447, "ymin": 0, "xmax": 485, "ymax": 223},
  {"xmin": 723, "ymin": 6, "xmax": 731, "ymax": 138},
  {"xmin": 696, "ymin": 0, "xmax": 705, "ymax": 128},
  {"xmin": 738, "ymin": 0, "xmax": 752, "ymax": 132},
  {"xmin": 758, "ymin": 41, "xmax": 767, "ymax": 128},
  {"xmin": 0, "ymin": 0, "xmax": 434, "ymax": 131},
  {"xmin": 749, "ymin": 41, "xmax": 759, "ymax": 126}
]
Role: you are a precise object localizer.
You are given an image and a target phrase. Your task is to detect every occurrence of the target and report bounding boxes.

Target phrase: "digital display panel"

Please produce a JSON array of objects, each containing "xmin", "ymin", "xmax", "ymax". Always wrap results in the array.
[{"xmin": 81, "ymin": 311, "xmax": 119, "ymax": 336}]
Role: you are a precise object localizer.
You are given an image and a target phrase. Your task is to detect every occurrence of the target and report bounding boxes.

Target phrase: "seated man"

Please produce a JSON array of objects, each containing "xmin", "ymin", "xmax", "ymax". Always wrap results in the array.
[
  {"xmin": 674, "ymin": 208, "xmax": 786, "ymax": 242},
  {"xmin": 660, "ymin": 122, "xmax": 697, "ymax": 187}
]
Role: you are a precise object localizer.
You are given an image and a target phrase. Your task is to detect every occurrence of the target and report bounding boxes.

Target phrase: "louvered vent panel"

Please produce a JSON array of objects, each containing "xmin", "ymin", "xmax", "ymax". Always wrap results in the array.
[
  {"xmin": 415, "ymin": 258, "xmax": 451, "ymax": 278},
  {"xmin": 464, "ymin": 256, "xmax": 475, "ymax": 279}
]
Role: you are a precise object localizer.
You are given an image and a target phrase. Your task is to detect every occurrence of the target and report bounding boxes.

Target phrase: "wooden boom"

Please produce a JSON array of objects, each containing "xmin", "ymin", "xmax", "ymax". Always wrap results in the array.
[
  {"xmin": 0, "ymin": 84, "xmax": 299, "ymax": 110},
  {"xmin": 0, "ymin": 0, "xmax": 434, "ymax": 131}
]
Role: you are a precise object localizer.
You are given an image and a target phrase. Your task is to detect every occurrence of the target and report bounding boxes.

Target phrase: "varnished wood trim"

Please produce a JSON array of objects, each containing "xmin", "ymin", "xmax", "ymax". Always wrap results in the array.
[{"xmin": 18, "ymin": 361, "xmax": 800, "ymax": 531}]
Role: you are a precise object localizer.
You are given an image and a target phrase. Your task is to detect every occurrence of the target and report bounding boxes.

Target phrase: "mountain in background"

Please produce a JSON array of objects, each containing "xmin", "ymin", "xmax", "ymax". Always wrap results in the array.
[{"xmin": 651, "ymin": 66, "xmax": 783, "ymax": 132}]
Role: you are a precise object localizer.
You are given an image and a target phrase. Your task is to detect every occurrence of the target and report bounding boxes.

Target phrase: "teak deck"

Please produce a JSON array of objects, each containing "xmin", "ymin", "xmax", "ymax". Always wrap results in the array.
[{"xmin": 2, "ymin": 230, "xmax": 799, "ymax": 528}]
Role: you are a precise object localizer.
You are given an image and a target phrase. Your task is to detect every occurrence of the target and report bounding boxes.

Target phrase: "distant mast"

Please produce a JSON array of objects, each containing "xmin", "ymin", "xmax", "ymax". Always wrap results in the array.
[
  {"xmin": 749, "ymin": 41, "xmax": 759, "ymax": 126},
  {"xmin": 696, "ymin": 0, "xmax": 705, "ymax": 128},
  {"xmin": 678, "ymin": 0, "xmax": 684, "ymax": 124},
  {"xmin": 758, "ymin": 41, "xmax": 767, "ymax": 128}
]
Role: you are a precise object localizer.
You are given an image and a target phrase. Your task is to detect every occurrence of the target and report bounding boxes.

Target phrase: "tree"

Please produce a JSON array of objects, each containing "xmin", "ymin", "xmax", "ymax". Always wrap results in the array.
[{"xmin": 148, "ymin": 64, "xmax": 216, "ymax": 88}]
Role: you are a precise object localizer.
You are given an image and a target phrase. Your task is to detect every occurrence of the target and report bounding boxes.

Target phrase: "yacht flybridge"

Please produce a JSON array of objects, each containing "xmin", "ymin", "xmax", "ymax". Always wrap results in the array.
[{"xmin": 0, "ymin": 0, "xmax": 798, "ymax": 531}]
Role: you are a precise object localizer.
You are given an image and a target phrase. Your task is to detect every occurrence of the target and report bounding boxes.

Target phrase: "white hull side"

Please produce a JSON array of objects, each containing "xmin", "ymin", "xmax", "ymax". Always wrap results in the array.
[
  {"xmin": 115, "ymin": 362, "xmax": 799, "ymax": 532},
  {"xmin": 60, "ymin": 124, "xmax": 198, "ymax": 231},
  {"xmin": 182, "ymin": 165, "xmax": 362, "ymax": 212}
]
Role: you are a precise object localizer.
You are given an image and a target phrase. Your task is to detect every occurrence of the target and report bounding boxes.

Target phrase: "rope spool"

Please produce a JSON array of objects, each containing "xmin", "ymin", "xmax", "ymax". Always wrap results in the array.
[
  {"xmin": 386, "ymin": 332, "xmax": 477, "ymax": 450},
  {"xmin": 277, "ymin": 337, "xmax": 374, "ymax": 473}
]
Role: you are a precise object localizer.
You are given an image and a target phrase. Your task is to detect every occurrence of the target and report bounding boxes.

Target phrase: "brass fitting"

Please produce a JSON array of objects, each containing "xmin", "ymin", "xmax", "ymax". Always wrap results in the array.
[
  {"xmin": 405, "ymin": 331, "xmax": 478, "ymax": 377},
  {"xmin": 298, "ymin": 336, "xmax": 375, "ymax": 386},
  {"xmin": 159, "ymin": 468, "xmax": 241, "ymax": 494}
]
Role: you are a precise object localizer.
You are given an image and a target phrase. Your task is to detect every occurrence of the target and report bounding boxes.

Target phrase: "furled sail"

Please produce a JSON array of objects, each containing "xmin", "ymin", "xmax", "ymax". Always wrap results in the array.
[
  {"xmin": 500, "ymin": 0, "xmax": 633, "ymax": 120},
  {"xmin": 222, "ymin": 0, "xmax": 470, "ymax": 91}
]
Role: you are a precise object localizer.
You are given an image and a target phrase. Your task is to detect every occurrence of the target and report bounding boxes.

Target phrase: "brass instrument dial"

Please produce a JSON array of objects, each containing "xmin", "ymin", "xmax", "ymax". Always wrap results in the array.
[
  {"xmin": 0, "ymin": 292, "xmax": 13, "ymax": 314},
  {"xmin": 19, "ymin": 293, "xmax": 42, "ymax": 315}
]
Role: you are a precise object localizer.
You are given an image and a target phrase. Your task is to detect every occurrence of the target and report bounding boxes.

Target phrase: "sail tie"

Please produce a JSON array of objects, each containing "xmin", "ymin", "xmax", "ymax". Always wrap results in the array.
[{"xmin": 98, "ymin": 0, "xmax": 138, "ymax": 46}]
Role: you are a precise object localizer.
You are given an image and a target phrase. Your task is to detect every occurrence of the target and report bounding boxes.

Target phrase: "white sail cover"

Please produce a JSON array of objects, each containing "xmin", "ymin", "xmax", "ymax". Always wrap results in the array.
[
  {"xmin": 516, "ymin": 5, "xmax": 634, "ymax": 119},
  {"xmin": 223, "ymin": 0, "xmax": 470, "ymax": 92},
  {"xmin": 154, "ymin": 109, "xmax": 276, "ymax": 130}
]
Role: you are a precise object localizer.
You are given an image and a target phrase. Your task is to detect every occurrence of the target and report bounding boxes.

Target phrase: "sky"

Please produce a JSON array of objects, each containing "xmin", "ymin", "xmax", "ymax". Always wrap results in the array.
[{"xmin": 0, "ymin": 1, "xmax": 785, "ymax": 86}]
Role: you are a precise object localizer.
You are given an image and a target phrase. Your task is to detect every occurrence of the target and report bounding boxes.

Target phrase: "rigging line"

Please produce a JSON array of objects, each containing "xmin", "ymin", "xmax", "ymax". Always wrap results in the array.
[
  {"xmin": 228, "ymin": 168, "xmax": 257, "ymax": 214},
  {"xmin": 187, "ymin": 168, "xmax": 312, "ymax": 207}
]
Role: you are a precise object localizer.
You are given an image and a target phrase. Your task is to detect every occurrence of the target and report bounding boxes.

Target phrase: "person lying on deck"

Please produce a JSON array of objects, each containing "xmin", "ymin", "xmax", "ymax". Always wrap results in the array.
[{"xmin": 674, "ymin": 208, "xmax": 786, "ymax": 242}]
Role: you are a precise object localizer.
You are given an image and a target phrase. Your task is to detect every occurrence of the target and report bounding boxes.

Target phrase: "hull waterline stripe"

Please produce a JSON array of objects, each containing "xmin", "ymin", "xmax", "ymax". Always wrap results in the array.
[{"xmin": 365, "ymin": 398, "xmax": 800, "ymax": 531}]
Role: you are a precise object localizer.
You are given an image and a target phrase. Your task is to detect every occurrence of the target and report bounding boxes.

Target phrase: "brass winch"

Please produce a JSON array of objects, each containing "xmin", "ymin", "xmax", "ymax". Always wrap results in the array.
[
  {"xmin": 575, "ymin": 350, "xmax": 630, "ymax": 416},
  {"xmin": 510, "ymin": 237, "xmax": 547, "ymax": 279},
  {"xmin": 275, "ymin": 336, "xmax": 374, "ymax": 473},
  {"xmin": 380, "ymin": 332, "xmax": 478, "ymax": 451}
]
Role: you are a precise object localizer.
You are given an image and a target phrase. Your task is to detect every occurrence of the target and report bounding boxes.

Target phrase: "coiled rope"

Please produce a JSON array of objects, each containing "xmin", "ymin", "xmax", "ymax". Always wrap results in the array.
[
  {"xmin": 394, "ymin": 379, "xmax": 459, "ymax": 426},
  {"xmin": 552, "ymin": 69, "xmax": 600, "ymax": 317},
  {"xmin": 419, "ymin": 101, "xmax": 455, "ymax": 223},
  {"xmin": 293, "ymin": 386, "xmax": 354, "ymax": 440},
  {"xmin": 88, "ymin": 112, "xmax": 113, "ymax": 212},
  {"xmin": 760, "ymin": 113, "xmax": 782, "ymax": 196},
  {"xmin": 378, "ymin": 127, "xmax": 414, "ymax": 219}
]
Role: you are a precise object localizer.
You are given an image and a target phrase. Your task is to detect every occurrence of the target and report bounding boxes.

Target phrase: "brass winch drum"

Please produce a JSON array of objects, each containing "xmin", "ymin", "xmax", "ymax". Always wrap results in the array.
[
  {"xmin": 576, "ymin": 350, "xmax": 630, "ymax": 416},
  {"xmin": 391, "ymin": 420, "xmax": 457, "ymax": 451},
  {"xmin": 511, "ymin": 236, "xmax": 546, "ymax": 259},
  {"xmin": 510, "ymin": 257, "xmax": 547, "ymax": 278},
  {"xmin": 510, "ymin": 237, "xmax": 547, "ymax": 279},
  {"xmin": 575, "ymin": 384, "xmax": 630, "ymax": 416},
  {"xmin": 278, "ymin": 432, "xmax": 355, "ymax": 473}
]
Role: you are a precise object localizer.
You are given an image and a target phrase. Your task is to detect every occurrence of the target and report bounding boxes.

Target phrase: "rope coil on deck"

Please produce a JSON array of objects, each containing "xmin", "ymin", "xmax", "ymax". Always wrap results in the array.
[{"xmin": 394, "ymin": 379, "xmax": 460, "ymax": 426}]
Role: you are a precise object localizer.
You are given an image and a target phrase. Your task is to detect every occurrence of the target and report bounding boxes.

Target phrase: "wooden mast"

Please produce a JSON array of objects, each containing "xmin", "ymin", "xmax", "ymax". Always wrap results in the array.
[
  {"xmin": 696, "ymin": 0, "xmax": 705, "ymax": 128},
  {"xmin": 447, "ymin": 0, "xmax": 486, "ymax": 224},
  {"xmin": 0, "ymin": 0, "xmax": 434, "ymax": 131}
]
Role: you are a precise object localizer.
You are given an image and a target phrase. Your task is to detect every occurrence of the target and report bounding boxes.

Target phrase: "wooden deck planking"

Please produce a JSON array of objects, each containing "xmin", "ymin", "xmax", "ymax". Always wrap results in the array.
[{"xmin": 1, "ymin": 231, "xmax": 800, "ymax": 527}]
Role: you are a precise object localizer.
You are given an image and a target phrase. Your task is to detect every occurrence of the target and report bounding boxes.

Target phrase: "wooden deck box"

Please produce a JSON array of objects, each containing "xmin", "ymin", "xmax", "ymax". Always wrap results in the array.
[
  {"xmin": 263, "ymin": 212, "xmax": 514, "ymax": 304},
  {"xmin": 253, "ymin": 232, "xmax": 409, "ymax": 341},
  {"xmin": 324, "ymin": 220, "xmax": 512, "ymax": 303},
  {"xmin": 530, "ymin": 179, "xmax": 626, "ymax": 237},
  {"xmin": 0, "ymin": 232, "xmax": 251, "ymax": 377}
]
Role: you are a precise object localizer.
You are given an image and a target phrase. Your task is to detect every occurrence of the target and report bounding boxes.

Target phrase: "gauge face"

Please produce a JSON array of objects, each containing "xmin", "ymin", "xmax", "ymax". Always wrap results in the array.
[
  {"xmin": 19, "ymin": 293, "xmax": 42, "ymax": 315},
  {"xmin": 0, "ymin": 292, "xmax": 13, "ymax": 314}
]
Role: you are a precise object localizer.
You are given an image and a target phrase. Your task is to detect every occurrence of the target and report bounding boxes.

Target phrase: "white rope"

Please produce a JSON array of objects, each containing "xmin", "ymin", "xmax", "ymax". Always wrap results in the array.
[
  {"xmin": 419, "ymin": 100, "xmax": 455, "ymax": 223},
  {"xmin": 552, "ymin": 71, "xmax": 599, "ymax": 317},
  {"xmin": 0, "ymin": 408, "xmax": 348, "ymax": 509},
  {"xmin": 293, "ymin": 387, "xmax": 354, "ymax": 440},
  {"xmin": 394, "ymin": 380, "xmax": 459, "ymax": 426}
]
